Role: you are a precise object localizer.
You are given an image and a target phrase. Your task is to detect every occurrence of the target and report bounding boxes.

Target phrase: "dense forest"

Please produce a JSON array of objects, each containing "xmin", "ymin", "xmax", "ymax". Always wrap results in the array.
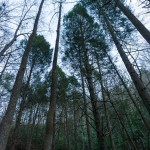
[{"xmin": 0, "ymin": 0, "xmax": 150, "ymax": 150}]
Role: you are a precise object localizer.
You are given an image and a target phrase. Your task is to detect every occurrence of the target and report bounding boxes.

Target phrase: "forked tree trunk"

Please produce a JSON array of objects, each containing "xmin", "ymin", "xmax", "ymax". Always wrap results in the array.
[
  {"xmin": 44, "ymin": 2, "xmax": 62, "ymax": 150},
  {"xmin": 115, "ymin": 0, "xmax": 150, "ymax": 44},
  {"xmin": 103, "ymin": 13, "xmax": 150, "ymax": 115},
  {"xmin": 0, "ymin": 1, "xmax": 45, "ymax": 149}
]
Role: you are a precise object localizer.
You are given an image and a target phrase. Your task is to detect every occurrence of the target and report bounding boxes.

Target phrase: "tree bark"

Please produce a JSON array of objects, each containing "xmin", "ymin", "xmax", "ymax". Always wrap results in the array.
[
  {"xmin": 103, "ymin": 13, "xmax": 150, "ymax": 115},
  {"xmin": 0, "ymin": 1, "xmax": 45, "ymax": 149},
  {"xmin": 115, "ymin": 0, "xmax": 150, "ymax": 44},
  {"xmin": 64, "ymin": 104, "xmax": 71, "ymax": 150},
  {"xmin": 80, "ymin": 69, "xmax": 93, "ymax": 150},
  {"xmin": 83, "ymin": 49, "xmax": 104, "ymax": 150},
  {"xmin": 11, "ymin": 61, "xmax": 35, "ymax": 150},
  {"xmin": 107, "ymin": 53, "xmax": 150, "ymax": 131},
  {"xmin": 95, "ymin": 52, "xmax": 116, "ymax": 150},
  {"xmin": 0, "ymin": 4, "xmax": 33, "ymax": 57},
  {"xmin": 79, "ymin": 22, "xmax": 104, "ymax": 149},
  {"xmin": 26, "ymin": 104, "xmax": 39, "ymax": 150},
  {"xmin": 44, "ymin": 2, "xmax": 62, "ymax": 150},
  {"xmin": 106, "ymin": 91, "xmax": 138, "ymax": 150},
  {"xmin": 0, "ymin": 54, "xmax": 11, "ymax": 80}
]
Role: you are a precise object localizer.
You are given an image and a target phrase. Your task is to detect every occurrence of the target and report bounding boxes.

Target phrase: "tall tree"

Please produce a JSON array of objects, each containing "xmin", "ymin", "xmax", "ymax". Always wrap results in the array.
[
  {"xmin": 44, "ymin": 1, "xmax": 62, "ymax": 150},
  {"xmin": 10, "ymin": 35, "xmax": 52, "ymax": 150},
  {"xmin": 82, "ymin": 0, "xmax": 150, "ymax": 115},
  {"xmin": 102, "ymin": 13, "xmax": 150, "ymax": 115},
  {"xmin": 0, "ymin": 0, "xmax": 45, "ymax": 149},
  {"xmin": 63, "ymin": 4, "xmax": 111, "ymax": 149},
  {"xmin": 114, "ymin": 0, "xmax": 150, "ymax": 44}
]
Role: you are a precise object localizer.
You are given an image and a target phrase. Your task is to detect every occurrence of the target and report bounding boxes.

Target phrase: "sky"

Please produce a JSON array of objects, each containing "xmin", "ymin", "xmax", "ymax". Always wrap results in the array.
[
  {"xmin": 1, "ymin": 0, "xmax": 150, "ymax": 72},
  {"xmin": 37, "ymin": 0, "xmax": 150, "ymax": 75},
  {"xmin": 0, "ymin": 0, "xmax": 150, "ymax": 111},
  {"xmin": 42, "ymin": 0, "xmax": 77, "ymax": 48},
  {"xmin": 47, "ymin": 0, "xmax": 150, "ymax": 47}
]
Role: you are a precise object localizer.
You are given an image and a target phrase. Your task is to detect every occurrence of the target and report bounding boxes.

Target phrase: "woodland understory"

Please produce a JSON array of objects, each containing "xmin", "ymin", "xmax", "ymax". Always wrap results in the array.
[{"xmin": 0, "ymin": 0, "xmax": 150, "ymax": 150}]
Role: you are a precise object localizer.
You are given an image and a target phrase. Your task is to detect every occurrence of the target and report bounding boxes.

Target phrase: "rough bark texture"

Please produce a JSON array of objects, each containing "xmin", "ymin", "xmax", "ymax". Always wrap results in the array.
[
  {"xmin": 11, "ymin": 61, "xmax": 35, "ymax": 150},
  {"xmin": 115, "ymin": 0, "xmax": 150, "ymax": 44},
  {"xmin": 44, "ymin": 3, "xmax": 62, "ymax": 150},
  {"xmin": 103, "ymin": 13, "xmax": 150, "ymax": 115},
  {"xmin": 11, "ymin": 97, "xmax": 26, "ymax": 150},
  {"xmin": 0, "ymin": 1, "xmax": 45, "ymax": 149}
]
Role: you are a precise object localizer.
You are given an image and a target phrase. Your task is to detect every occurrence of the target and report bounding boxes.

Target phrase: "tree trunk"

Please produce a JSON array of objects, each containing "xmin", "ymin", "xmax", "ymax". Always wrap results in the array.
[
  {"xmin": 0, "ymin": 54, "xmax": 11, "ymax": 80},
  {"xmin": 79, "ymin": 23, "xmax": 104, "ymax": 149},
  {"xmin": 80, "ymin": 68, "xmax": 93, "ymax": 150},
  {"xmin": 84, "ymin": 52, "xmax": 104, "ymax": 150},
  {"xmin": 0, "ymin": 1, "xmax": 45, "ymax": 149},
  {"xmin": 26, "ymin": 104, "xmax": 39, "ymax": 150},
  {"xmin": 11, "ymin": 60, "xmax": 35, "ymax": 150},
  {"xmin": 106, "ymin": 91, "xmax": 138, "ymax": 150},
  {"xmin": 25, "ymin": 107, "xmax": 33, "ymax": 150},
  {"xmin": 44, "ymin": 2, "xmax": 62, "ymax": 150},
  {"xmin": 11, "ymin": 97, "xmax": 26, "ymax": 150},
  {"xmin": 115, "ymin": 0, "xmax": 150, "ymax": 44},
  {"xmin": 73, "ymin": 100, "xmax": 78, "ymax": 150},
  {"xmin": 64, "ymin": 104, "xmax": 71, "ymax": 150},
  {"xmin": 0, "ymin": 3, "xmax": 33, "ymax": 57},
  {"xmin": 52, "ymin": 111, "xmax": 56, "ymax": 150},
  {"xmin": 103, "ymin": 13, "xmax": 150, "ymax": 115},
  {"xmin": 107, "ymin": 53, "xmax": 150, "ymax": 131},
  {"xmin": 95, "ymin": 52, "xmax": 116, "ymax": 150}
]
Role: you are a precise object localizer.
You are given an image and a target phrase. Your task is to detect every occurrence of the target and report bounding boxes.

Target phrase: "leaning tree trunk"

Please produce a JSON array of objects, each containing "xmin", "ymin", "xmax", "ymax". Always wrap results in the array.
[
  {"xmin": 95, "ymin": 52, "xmax": 116, "ymax": 150},
  {"xmin": 0, "ymin": 3, "xmax": 33, "ymax": 58},
  {"xmin": 106, "ymin": 53, "xmax": 150, "ymax": 131},
  {"xmin": 0, "ymin": 54, "xmax": 11, "ymax": 80},
  {"xmin": 44, "ymin": 2, "xmax": 62, "ymax": 150},
  {"xmin": 0, "ymin": 0, "xmax": 45, "ymax": 149},
  {"xmin": 115, "ymin": 0, "xmax": 150, "ymax": 44},
  {"xmin": 0, "ymin": 22, "xmax": 23, "ymax": 57},
  {"xmin": 103, "ymin": 13, "xmax": 150, "ymax": 115},
  {"xmin": 11, "ymin": 61, "xmax": 35, "ymax": 150},
  {"xmin": 106, "ymin": 91, "xmax": 138, "ymax": 150}
]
